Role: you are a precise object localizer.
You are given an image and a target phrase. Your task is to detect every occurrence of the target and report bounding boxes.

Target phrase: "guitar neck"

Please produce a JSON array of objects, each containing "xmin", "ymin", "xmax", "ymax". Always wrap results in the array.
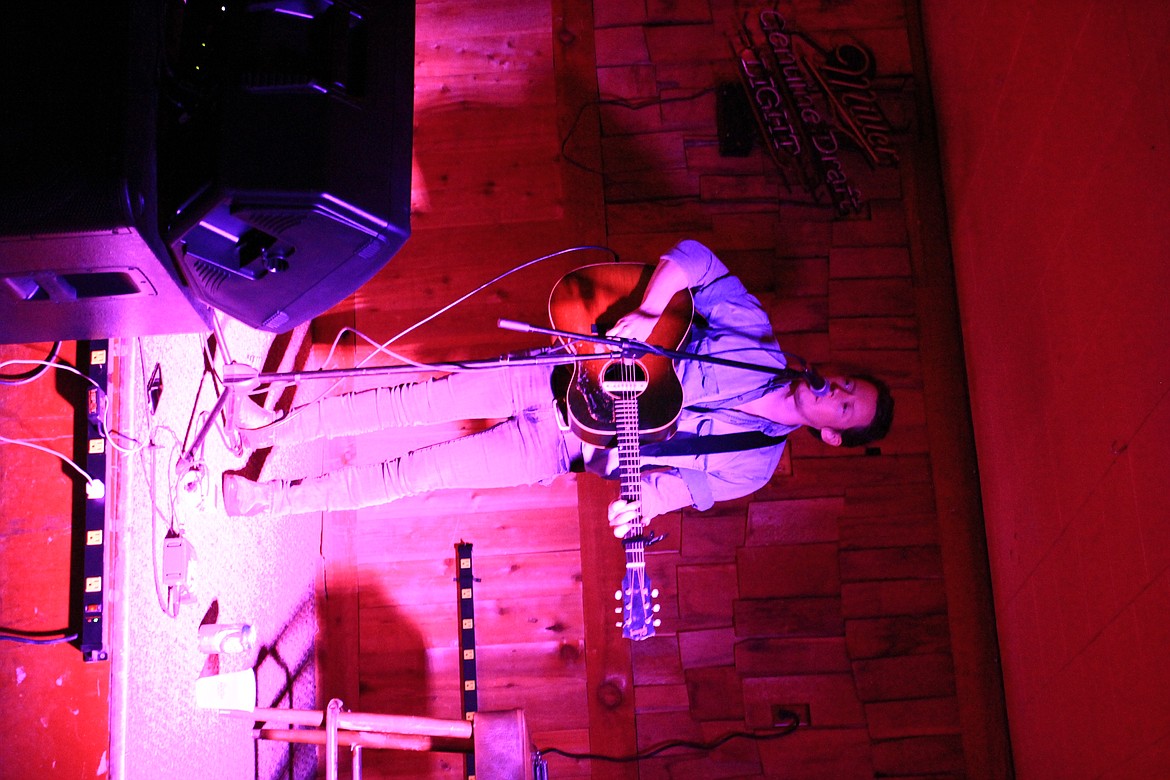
[
  {"xmin": 615, "ymin": 392, "xmax": 646, "ymax": 560},
  {"xmin": 613, "ymin": 362, "xmax": 658, "ymax": 641}
]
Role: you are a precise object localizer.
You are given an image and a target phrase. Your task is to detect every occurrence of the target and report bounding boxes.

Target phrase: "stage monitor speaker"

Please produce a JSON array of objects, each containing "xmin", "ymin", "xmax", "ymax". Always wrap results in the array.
[
  {"xmin": 0, "ymin": 0, "xmax": 414, "ymax": 342},
  {"xmin": 0, "ymin": 2, "xmax": 211, "ymax": 344},
  {"xmin": 0, "ymin": 231, "xmax": 211, "ymax": 344},
  {"xmin": 157, "ymin": 0, "xmax": 415, "ymax": 333}
]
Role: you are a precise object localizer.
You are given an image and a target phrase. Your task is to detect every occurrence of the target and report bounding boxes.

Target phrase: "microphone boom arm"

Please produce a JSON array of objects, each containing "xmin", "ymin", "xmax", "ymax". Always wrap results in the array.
[{"xmin": 496, "ymin": 318, "xmax": 812, "ymax": 382}]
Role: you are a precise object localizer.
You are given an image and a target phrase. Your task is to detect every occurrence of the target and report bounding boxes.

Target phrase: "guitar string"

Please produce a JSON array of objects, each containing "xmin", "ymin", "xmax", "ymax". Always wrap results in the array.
[{"xmin": 618, "ymin": 355, "xmax": 647, "ymax": 629}]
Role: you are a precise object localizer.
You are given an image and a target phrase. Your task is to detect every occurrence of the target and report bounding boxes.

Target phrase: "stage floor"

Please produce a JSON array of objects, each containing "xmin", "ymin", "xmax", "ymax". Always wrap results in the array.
[{"xmin": 106, "ymin": 320, "xmax": 324, "ymax": 780}]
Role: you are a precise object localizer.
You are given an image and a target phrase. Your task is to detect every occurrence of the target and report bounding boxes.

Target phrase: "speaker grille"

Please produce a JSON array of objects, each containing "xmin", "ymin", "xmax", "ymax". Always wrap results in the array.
[{"xmin": 192, "ymin": 258, "xmax": 231, "ymax": 293}]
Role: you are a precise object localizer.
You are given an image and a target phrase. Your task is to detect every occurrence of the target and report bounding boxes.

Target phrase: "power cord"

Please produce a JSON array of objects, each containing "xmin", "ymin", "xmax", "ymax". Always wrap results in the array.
[
  {"xmin": 0, "ymin": 629, "xmax": 79, "ymax": 645},
  {"xmin": 535, "ymin": 711, "xmax": 801, "ymax": 764},
  {"xmin": 0, "ymin": 354, "xmax": 112, "ymax": 496},
  {"xmin": 559, "ymin": 89, "xmax": 716, "ymax": 176},
  {"xmin": 0, "ymin": 341, "xmax": 61, "ymax": 384},
  {"xmin": 0, "ymin": 338, "xmax": 198, "ymax": 620},
  {"xmin": 317, "ymin": 244, "xmax": 618, "ymax": 371}
]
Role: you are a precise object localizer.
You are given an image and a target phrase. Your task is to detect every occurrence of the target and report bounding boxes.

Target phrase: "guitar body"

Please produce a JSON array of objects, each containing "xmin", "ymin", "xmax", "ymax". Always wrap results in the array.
[
  {"xmin": 550, "ymin": 263, "xmax": 688, "ymax": 641},
  {"xmin": 548, "ymin": 263, "xmax": 693, "ymax": 448}
]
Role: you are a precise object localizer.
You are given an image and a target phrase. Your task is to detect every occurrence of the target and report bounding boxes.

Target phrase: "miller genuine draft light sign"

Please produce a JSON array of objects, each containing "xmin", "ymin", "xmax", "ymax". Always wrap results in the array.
[{"xmin": 732, "ymin": 9, "xmax": 898, "ymax": 217}]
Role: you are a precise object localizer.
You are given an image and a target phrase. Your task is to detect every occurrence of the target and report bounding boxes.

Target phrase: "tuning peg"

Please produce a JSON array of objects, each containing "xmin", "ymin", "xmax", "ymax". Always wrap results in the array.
[
  {"xmin": 614, "ymin": 590, "xmax": 622, "ymax": 600},
  {"xmin": 652, "ymin": 604, "xmax": 661, "ymax": 613},
  {"xmin": 652, "ymin": 619, "xmax": 661, "ymax": 627},
  {"xmin": 615, "ymin": 622, "xmax": 623, "ymax": 628},
  {"xmin": 651, "ymin": 589, "xmax": 660, "ymax": 598},
  {"xmin": 614, "ymin": 607, "xmax": 622, "ymax": 614}
]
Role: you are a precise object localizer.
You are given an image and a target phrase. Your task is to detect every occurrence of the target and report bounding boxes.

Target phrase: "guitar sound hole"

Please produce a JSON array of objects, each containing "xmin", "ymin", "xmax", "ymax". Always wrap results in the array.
[{"xmin": 600, "ymin": 360, "xmax": 648, "ymax": 395}]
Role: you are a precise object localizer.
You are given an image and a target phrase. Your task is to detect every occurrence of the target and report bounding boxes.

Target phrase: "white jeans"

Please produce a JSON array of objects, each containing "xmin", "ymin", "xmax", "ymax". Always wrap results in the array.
[{"xmin": 277, "ymin": 363, "xmax": 575, "ymax": 511}]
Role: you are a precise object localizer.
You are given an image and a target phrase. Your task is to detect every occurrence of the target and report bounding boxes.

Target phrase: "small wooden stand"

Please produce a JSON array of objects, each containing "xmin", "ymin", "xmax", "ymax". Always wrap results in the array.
[{"xmin": 235, "ymin": 703, "xmax": 530, "ymax": 780}]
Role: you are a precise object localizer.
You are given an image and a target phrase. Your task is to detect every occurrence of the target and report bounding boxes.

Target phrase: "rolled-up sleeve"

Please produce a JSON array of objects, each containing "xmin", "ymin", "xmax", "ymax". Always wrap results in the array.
[
  {"xmin": 638, "ymin": 443, "xmax": 786, "ymax": 520},
  {"xmin": 661, "ymin": 239, "xmax": 728, "ymax": 289},
  {"xmin": 662, "ymin": 240, "xmax": 773, "ymax": 338},
  {"xmin": 640, "ymin": 469, "xmax": 706, "ymax": 520}
]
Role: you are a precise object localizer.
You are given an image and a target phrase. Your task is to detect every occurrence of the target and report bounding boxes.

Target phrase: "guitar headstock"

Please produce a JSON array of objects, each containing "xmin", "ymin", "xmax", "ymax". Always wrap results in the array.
[{"xmin": 617, "ymin": 566, "xmax": 660, "ymax": 641}]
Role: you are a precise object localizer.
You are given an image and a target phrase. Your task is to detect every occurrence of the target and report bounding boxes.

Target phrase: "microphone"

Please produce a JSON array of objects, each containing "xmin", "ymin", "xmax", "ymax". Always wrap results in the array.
[
  {"xmin": 496, "ymin": 318, "xmax": 534, "ymax": 333},
  {"xmin": 804, "ymin": 365, "xmax": 831, "ymax": 397}
]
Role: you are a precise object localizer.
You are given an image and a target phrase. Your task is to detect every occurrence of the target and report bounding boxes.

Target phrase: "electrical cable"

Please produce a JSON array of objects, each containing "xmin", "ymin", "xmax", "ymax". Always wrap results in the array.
[
  {"xmin": 99, "ymin": 422, "xmax": 150, "ymax": 455},
  {"xmin": 0, "ymin": 432, "xmax": 99, "ymax": 488},
  {"xmin": 317, "ymin": 244, "xmax": 617, "ymax": 373},
  {"xmin": 560, "ymin": 89, "xmax": 716, "ymax": 176},
  {"xmin": 254, "ymin": 245, "xmax": 618, "ymax": 430},
  {"xmin": 137, "ymin": 334, "xmax": 217, "ymax": 617},
  {"xmin": 0, "ymin": 341, "xmax": 61, "ymax": 384},
  {"xmin": 144, "ymin": 422, "xmax": 185, "ymax": 619},
  {"xmin": 0, "ymin": 356, "xmax": 103, "ymax": 393},
  {"xmin": 0, "ymin": 355, "xmax": 130, "ymax": 486},
  {"xmin": 0, "ymin": 629, "xmax": 79, "ymax": 645},
  {"xmin": 1, "ymin": 337, "xmax": 184, "ymax": 620},
  {"xmin": 536, "ymin": 712, "xmax": 801, "ymax": 764}
]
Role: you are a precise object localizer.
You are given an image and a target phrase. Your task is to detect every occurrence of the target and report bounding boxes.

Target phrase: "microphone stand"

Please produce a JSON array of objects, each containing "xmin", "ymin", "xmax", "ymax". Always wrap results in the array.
[{"xmin": 175, "ymin": 317, "xmax": 813, "ymax": 474}]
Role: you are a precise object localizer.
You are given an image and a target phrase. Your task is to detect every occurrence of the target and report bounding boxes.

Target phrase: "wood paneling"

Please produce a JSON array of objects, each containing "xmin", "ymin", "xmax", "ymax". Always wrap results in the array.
[
  {"xmin": 0, "ymin": 0, "xmax": 1013, "ymax": 776},
  {"xmin": 583, "ymin": 0, "xmax": 994, "ymax": 775}
]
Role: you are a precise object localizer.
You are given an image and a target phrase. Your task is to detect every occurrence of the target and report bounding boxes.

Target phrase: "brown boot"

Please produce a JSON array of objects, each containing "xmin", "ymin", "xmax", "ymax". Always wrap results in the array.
[{"xmin": 222, "ymin": 474, "xmax": 290, "ymax": 517}]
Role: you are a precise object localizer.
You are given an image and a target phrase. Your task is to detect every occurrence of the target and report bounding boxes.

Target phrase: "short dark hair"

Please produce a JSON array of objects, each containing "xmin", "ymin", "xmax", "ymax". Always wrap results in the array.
[{"xmin": 807, "ymin": 374, "xmax": 894, "ymax": 448}]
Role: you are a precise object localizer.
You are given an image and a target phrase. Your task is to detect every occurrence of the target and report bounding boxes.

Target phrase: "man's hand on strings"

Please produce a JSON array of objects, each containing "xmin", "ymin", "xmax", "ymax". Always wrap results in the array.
[
  {"xmin": 607, "ymin": 309, "xmax": 659, "ymax": 344},
  {"xmin": 605, "ymin": 257, "xmax": 689, "ymax": 345},
  {"xmin": 608, "ymin": 498, "xmax": 642, "ymax": 538}
]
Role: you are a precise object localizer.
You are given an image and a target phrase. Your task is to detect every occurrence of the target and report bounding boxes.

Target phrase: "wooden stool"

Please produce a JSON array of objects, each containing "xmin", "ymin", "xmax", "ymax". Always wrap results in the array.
[{"xmin": 242, "ymin": 701, "xmax": 530, "ymax": 780}]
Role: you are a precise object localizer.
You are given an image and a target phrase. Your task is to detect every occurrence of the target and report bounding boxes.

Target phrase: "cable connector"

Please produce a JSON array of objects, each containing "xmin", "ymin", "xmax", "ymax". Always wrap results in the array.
[
  {"xmin": 162, "ymin": 534, "xmax": 190, "ymax": 589},
  {"xmin": 85, "ymin": 478, "xmax": 106, "ymax": 501},
  {"xmin": 86, "ymin": 386, "xmax": 108, "ymax": 422},
  {"xmin": 221, "ymin": 362, "xmax": 262, "ymax": 390}
]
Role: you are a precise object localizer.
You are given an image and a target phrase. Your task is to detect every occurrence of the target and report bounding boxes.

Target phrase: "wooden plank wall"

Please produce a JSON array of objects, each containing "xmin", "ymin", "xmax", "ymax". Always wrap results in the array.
[
  {"xmin": 590, "ymin": 1, "xmax": 963, "ymax": 776},
  {"xmin": 308, "ymin": 0, "xmax": 994, "ymax": 777}
]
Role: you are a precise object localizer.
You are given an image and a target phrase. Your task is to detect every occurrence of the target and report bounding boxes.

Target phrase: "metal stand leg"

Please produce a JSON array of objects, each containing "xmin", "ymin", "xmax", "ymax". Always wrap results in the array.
[{"xmin": 325, "ymin": 698, "xmax": 343, "ymax": 780}]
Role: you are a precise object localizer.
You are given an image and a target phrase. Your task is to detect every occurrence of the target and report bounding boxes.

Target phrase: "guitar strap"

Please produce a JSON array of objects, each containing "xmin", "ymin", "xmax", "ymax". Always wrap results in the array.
[{"xmin": 641, "ymin": 430, "xmax": 787, "ymax": 457}]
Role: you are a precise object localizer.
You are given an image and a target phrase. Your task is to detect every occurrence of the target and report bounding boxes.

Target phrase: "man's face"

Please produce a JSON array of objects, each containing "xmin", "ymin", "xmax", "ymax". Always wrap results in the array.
[{"xmin": 793, "ymin": 375, "xmax": 879, "ymax": 435}]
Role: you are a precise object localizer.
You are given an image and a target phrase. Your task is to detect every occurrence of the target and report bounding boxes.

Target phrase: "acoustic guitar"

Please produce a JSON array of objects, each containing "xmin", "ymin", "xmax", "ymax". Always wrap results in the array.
[{"xmin": 548, "ymin": 263, "xmax": 693, "ymax": 640}]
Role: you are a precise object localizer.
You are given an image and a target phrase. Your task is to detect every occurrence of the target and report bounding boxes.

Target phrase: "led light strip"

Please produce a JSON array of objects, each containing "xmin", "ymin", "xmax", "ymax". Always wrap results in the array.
[
  {"xmin": 455, "ymin": 542, "xmax": 478, "ymax": 779},
  {"xmin": 80, "ymin": 340, "xmax": 109, "ymax": 662}
]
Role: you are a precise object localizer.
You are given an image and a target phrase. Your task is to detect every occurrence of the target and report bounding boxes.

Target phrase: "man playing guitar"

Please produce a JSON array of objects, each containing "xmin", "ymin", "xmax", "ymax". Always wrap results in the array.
[{"xmin": 223, "ymin": 239, "xmax": 894, "ymax": 540}]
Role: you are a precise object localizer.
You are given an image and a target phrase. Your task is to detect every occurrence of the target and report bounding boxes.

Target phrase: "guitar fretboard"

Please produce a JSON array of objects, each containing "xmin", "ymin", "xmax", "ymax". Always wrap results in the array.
[
  {"xmin": 614, "ymin": 367, "xmax": 645, "ymax": 565},
  {"xmin": 612, "ymin": 359, "xmax": 657, "ymax": 640}
]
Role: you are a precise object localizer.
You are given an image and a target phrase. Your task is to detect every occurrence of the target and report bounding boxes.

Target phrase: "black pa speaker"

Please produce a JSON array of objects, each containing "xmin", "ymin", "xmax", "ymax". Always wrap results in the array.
[
  {"xmin": 0, "ymin": 2, "xmax": 211, "ymax": 343},
  {"xmin": 0, "ymin": 0, "xmax": 414, "ymax": 343},
  {"xmin": 158, "ymin": 0, "xmax": 415, "ymax": 332}
]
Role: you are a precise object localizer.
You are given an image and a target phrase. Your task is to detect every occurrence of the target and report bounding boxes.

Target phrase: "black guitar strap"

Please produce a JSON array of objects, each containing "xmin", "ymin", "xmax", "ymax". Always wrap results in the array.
[{"xmin": 641, "ymin": 430, "xmax": 787, "ymax": 458}]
